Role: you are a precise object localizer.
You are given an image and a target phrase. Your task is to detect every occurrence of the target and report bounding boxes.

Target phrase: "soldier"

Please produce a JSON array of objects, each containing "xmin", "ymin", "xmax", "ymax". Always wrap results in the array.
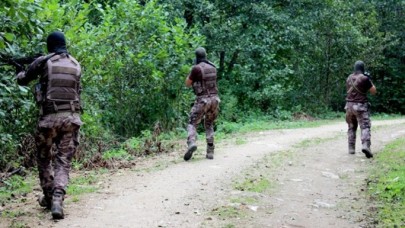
[
  {"xmin": 184, "ymin": 47, "xmax": 220, "ymax": 161},
  {"xmin": 16, "ymin": 31, "xmax": 82, "ymax": 219},
  {"xmin": 345, "ymin": 60, "xmax": 376, "ymax": 158}
]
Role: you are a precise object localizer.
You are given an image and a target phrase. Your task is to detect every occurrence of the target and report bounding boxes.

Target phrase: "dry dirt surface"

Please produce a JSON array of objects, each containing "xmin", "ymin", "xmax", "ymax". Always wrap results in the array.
[{"xmin": 2, "ymin": 118, "xmax": 405, "ymax": 228}]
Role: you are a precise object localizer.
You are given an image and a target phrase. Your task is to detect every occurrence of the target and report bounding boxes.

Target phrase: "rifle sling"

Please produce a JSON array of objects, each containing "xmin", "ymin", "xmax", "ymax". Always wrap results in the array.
[{"xmin": 347, "ymin": 76, "xmax": 366, "ymax": 95}]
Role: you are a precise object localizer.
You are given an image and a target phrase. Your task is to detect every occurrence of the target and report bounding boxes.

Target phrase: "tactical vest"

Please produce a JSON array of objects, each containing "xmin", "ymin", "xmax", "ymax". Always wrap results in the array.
[
  {"xmin": 192, "ymin": 62, "xmax": 218, "ymax": 97},
  {"xmin": 42, "ymin": 53, "xmax": 81, "ymax": 114}
]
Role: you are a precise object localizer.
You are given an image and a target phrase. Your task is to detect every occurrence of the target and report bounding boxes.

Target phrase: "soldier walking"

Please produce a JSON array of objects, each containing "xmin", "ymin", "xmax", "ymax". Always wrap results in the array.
[
  {"xmin": 345, "ymin": 60, "xmax": 376, "ymax": 158},
  {"xmin": 16, "ymin": 31, "xmax": 82, "ymax": 219},
  {"xmin": 184, "ymin": 47, "xmax": 220, "ymax": 161}
]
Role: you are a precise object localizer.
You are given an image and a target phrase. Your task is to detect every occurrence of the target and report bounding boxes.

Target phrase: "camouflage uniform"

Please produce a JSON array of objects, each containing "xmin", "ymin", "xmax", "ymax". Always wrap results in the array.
[
  {"xmin": 187, "ymin": 95, "xmax": 220, "ymax": 146},
  {"xmin": 345, "ymin": 102, "xmax": 371, "ymax": 150},
  {"xmin": 17, "ymin": 31, "xmax": 82, "ymax": 219},
  {"xmin": 345, "ymin": 61, "xmax": 374, "ymax": 158},
  {"xmin": 184, "ymin": 47, "xmax": 219, "ymax": 160},
  {"xmin": 35, "ymin": 113, "xmax": 82, "ymax": 195}
]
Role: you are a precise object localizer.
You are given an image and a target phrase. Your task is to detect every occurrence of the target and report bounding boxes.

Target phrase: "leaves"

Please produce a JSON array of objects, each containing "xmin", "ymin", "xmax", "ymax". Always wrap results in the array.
[{"xmin": 0, "ymin": 0, "xmax": 403, "ymax": 171}]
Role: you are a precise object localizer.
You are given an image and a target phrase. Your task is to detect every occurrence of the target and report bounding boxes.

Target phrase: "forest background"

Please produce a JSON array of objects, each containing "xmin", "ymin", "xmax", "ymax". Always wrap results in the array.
[{"xmin": 0, "ymin": 0, "xmax": 403, "ymax": 171}]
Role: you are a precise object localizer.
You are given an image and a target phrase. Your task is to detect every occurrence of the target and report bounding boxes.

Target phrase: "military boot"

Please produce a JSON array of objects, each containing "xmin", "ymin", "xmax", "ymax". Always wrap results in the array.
[
  {"xmin": 206, "ymin": 144, "xmax": 214, "ymax": 159},
  {"xmin": 38, "ymin": 189, "xmax": 52, "ymax": 209},
  {"xmin": 348, "ymin": 144, "xmax": 355, "ymax": 154},
  {"xmin": 361, "ymin": 143, "xmax": 373, "ymax": 158},
  {"xmin": 51, "ymin": 189, "xmax": 65, "ymax": 219},
  {"xmin": 38, "ymin": 195, "xmax": 52, "ymax": 209},
  {"xmin": 184, "ymin": 141, "xmax": 197, "ymax": 161}
]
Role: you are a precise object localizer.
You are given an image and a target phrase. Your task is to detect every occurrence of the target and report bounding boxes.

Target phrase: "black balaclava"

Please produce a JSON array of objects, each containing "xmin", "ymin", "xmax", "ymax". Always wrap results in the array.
[
  {"xmin": 354, "ymin": 60, "xmax": 365, "ymax": 74},
  {"xmin": 195, "ymin": 47, "xmax": 216, "ymax": 68},
  {"xmin": 47, "ymin": 31, "xmax": 68, "ymax": 54}
]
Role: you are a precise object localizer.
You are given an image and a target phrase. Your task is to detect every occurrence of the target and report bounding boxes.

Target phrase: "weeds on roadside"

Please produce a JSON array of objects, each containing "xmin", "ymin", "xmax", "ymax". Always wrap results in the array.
[
  {"xmin": 367, "ymin": 138, "xmax": 405, "ymax": 227},
  {"xmin": 67, "ymin": 171, "xmax": 99, "ymax": 198},
  {"xmin": 0, "ymin": 175, "xmax": 34, "ymax": 205}
]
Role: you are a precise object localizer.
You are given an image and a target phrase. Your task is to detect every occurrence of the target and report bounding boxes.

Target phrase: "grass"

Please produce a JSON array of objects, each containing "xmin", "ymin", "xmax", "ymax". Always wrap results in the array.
[
  {"xmin": 222, "ymin": 225, "xmax": 236, "ymax": 228},
  {"xmin": 102, "ymin": 148, "xmax": 133, "ymax": 160},
  {"xmin": 230, "ymin": 196, "xmax": 258, "ymax": 205},
  {"xmin": 212, "ymin": 205, "xmax": 245, "ymax": 219},
  {"xmin": 367, "ymin": 138, "xmax": 405, "ymax": 227},
  {"xmin": 235, "ymin": 137, "xmax": 247, "ymax": 145},
  {"xmin": 149, "ymin": 115, "xmax": 346, "ymax": 145},
  {"xmin": 1, "ymin": 210, "xmax": 27, "ymax": 218},
  {"xmin": 234, "ymin": 177, "xmax": 272, "ymax": 193},
  {"xmin": 216, "ymin": 119, "xmax": 340, "ymax": 138},
  {"xmin": 232, "ymin": 151, "xmax": 293, "ymax": 194},
  {"xmin": 66, "ymin": 171, "xmax": 99, "ymax": 202},
  {"xmin": 208, "ymin": 149, "xmax": 296, "ymax": 225},
  {"xmin": 9, "ymin": 221, "xmax": 28, "ymax": 228},
  {"xmin": 0, "ymin": 175, "xmax": 35, "ymax": 205},
  {"xmin": 372, "ymin": 113, "xmax": 404, "ymax": 120},
  {"xmin": 207, "ymin": 149, "xmax": 296, "ymax": 226}
]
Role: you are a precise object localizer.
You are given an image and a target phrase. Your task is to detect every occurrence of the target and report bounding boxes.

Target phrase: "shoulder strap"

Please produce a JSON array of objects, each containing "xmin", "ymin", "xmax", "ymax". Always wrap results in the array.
[
  {"xmin": 347, "ymin": 75, "xmax": 366, "ymax": 95},
  {"xmin": 197, "ymin": 64, "xmax": 205, "ymax": 79}
]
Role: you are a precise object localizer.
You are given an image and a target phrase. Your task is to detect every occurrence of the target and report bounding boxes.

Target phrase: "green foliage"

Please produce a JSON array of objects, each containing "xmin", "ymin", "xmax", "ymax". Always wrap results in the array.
[
  {"xmin": 77, "ymin": 0, "xmax": 203, "ymax": 137},
  {"xmin": 369, "ymin": 0, "xmax": 405, "ymax": 114},
  {"xmin": 102, "ymin": 148, "xmax": 132, "ymax": 160},
  {"xmin": 367, "ymin": 138, "xmax": 405, "ymax": 226},
  {"xmin": 0, "ymin": 0, "xmax": 403, "ymax": 171}
]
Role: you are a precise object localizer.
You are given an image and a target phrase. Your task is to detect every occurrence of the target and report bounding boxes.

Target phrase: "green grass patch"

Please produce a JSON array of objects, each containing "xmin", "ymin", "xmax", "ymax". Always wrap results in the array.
[
  {"xmin": 217, "ymin": 119, "xmax": 339, "ymax": 136},
  {"xmin": 212, "ymin": 205, "xmax": 245, "ymax": 219},
  {"xmin": 234, "ymin": 177, "xmax": 272, "ymax": 193},
  {"xmin": 145, "ymin": 116, "xmax": 346, "ymax": 144},
  {"xmin": 66, "ymin": 172, "xmax": 99, "ymax": 197},
  {"xmin": 0, "ymin": 175, "xmax": 34, "ymax": 205},
  {"xmin": 1, "ymin": 210, "xmax": 27, "ymax": 218},
  {"xmin": 367, "ymin": 138, "xmax": 405, "ymax": 227},
  {"xmin": 222, "ymin": 225, "xmax": 236, "ymax": 228},
  {"xmin": 235, "ymin": 137, "xmax": 247, "ymax": 145},
  {"xmin": 372, "ymin": 113, "xmax": 404, "ymax": 120},
  {"xmin": 230, "ymin": 196, "xmax": 258, "ymax": 205},
  {"xmin": 232, "ymin": 150, "xmax": 293, "ymax": 195},
  {"xmin": 102, "ymin": 148, "xmax": 133, "ymax": 160},
  {"xmin": 9, "ymin": 221, "xmax": 29, "ymax": 228}
]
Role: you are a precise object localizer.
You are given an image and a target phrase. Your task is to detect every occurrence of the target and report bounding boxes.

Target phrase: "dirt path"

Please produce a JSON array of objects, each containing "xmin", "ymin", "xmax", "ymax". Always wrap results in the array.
[{"xmin": 3, "ymin": 119, "xmax": 405, "ymax": 228}]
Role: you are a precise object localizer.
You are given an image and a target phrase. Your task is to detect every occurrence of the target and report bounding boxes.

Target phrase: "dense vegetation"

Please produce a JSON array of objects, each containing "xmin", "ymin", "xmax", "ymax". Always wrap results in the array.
[{"xmin": 0, "ymin": 0, "xmax": 404, "ymax": 170}]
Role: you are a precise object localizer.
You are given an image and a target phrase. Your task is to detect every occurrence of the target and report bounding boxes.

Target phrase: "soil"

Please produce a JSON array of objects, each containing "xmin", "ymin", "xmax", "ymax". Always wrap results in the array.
[{"xmin": 1, "ymin": 119, "xmax": 405, "ymax": 228}]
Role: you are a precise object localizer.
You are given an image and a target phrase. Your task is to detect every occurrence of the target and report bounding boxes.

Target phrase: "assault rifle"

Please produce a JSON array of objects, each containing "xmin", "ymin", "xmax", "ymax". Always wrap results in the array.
[{"xmin": 0, "ymin": 53, "xmax": 42, "ymax": 73}]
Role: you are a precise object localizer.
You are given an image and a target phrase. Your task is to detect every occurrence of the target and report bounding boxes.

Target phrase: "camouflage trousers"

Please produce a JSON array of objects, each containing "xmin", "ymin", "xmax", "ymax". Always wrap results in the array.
[
  {"xmin": 187, "ymin": 95, "xmax": 220, "ymax": 145},
  {"xmin": 345, "ymin": 102, "xmax": 371, "ymax": 148},
  {"xmin": 35, "ymin": 112, "xmax": 82, "ymax": 195}
]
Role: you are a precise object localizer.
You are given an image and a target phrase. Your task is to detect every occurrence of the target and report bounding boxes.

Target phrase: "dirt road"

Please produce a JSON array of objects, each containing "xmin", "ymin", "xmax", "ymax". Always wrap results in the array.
[{"xmin": 4, "ymin": 119, "xmax": 405, "ymax": 228}]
